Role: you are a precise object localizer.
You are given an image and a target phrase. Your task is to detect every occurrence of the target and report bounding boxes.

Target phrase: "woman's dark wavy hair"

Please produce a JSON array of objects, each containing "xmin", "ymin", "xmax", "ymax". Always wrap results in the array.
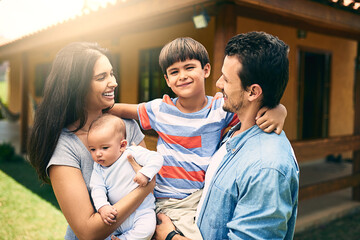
[
  {"xmin": 28, "ymin": 42, "xmax": 109, "ymax": 183},
  {"xmin": 225, "ymin": 31, "xmax": 289, "ymax": 109},
  {"xmin": 159, "ymin": 37, "xmax": 210, "ymax": 75}
]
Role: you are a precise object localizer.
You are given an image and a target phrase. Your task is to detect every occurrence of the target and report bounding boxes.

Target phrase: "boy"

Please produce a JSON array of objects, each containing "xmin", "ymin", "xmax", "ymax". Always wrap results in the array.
[
  {"xmin": 88, "ymin": 114, "xmax": 163, "ymax": 240},
  {"xmin": 110, "ymin": 37, "xmax": 287, "ymax": 239}
]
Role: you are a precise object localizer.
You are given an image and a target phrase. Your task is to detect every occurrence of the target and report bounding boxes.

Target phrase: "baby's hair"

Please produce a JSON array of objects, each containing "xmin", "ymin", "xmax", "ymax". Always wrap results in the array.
[
  {"xmin": 89, "ymin": 113, "xmax": 126, "ymax": 139},
  {"xmin": 159, "ymin": 37, "xmax": 210, "ymax": 75}
]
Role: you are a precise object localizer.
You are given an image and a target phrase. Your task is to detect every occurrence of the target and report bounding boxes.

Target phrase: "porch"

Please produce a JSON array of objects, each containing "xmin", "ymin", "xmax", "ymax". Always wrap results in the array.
[{"xmin": 1, "ymin": 119, "xmax": 359, "ymax": 234}]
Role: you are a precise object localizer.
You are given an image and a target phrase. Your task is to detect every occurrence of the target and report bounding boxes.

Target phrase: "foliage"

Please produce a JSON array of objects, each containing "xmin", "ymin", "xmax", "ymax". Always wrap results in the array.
[
  {"xmin": 0, "ymin": 142, "xmax": 23, "ymax": 162},
  {"xmin": 0, "ymin": 81, "xmax": 7, "ymax": 119}
]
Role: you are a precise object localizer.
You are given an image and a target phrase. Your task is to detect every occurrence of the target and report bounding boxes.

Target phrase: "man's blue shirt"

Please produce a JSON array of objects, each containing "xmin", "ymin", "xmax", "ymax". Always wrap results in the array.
[{"xmin": 197, "ymin": 124, "xmax": 299, "ymax": 240}]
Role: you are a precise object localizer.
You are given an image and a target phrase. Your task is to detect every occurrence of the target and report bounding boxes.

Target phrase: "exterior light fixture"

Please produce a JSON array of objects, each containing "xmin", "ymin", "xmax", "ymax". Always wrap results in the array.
[
  {"xmin": 297, "ymin": 29, "xmax": 307, "ymax": 39},
  {"xmin": 193, "ymin": 6, "xmax": 210, "ymax": 29}
]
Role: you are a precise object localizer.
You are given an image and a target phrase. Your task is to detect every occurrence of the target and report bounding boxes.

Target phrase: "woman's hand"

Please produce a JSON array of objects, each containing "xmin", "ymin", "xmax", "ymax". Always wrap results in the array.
[
  {"xmin": 255, "ymin": 104, "xmax": 287, "ymax": 135},
  {"xmin": 128, "ymin": 154, "xmax": 156, "ymax": 191},
  {"xmin": 127, "ymin": 154, "xmax": 142, "ymax": 173}
]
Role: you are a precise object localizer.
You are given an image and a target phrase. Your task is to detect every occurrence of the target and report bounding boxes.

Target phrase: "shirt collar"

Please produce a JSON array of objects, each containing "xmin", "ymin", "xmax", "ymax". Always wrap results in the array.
[{"xmin": 222, "ymin": 123, "xmax": 263, "ymax": 154}]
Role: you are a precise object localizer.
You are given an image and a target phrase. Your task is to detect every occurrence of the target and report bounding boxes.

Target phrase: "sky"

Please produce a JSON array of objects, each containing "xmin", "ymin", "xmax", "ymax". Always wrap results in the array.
[{"xmin": 0, "ymin": 0, "xmax": 116, "ymax": 42}]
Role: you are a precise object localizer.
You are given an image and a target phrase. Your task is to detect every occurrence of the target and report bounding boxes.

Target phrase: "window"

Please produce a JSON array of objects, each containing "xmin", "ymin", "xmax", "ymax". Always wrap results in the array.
[
  {"xmin": 35, "ymin": 63, "xmax": 51, "ymax": 97},
  {"xmin": 138, "ymin": 47, "xmax": 175, "ymax": 102}
]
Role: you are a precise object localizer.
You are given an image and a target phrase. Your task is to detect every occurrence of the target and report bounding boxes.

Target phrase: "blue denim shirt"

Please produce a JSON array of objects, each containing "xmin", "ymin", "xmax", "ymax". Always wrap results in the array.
[{"xmin": 197, "ymin": 124, "xmax": 299, "ymax": 240}]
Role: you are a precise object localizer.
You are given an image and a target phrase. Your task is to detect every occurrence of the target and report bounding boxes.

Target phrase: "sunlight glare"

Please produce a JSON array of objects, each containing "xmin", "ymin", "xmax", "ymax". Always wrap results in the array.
[{"xmin": 0, "ymin": 0, "xmax": 117, "ymax": 42}]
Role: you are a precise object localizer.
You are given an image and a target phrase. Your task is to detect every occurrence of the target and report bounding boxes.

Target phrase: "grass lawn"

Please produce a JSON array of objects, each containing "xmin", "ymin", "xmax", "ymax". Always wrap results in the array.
[{"xmin": 0, "ymin": 160, "xmax": 67, "ymax": 239}]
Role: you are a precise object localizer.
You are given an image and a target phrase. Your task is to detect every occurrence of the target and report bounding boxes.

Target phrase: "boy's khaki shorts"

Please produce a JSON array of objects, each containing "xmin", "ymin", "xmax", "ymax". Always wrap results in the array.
[{"xmin": 156, "ymin": 189, "xmax": 203, "ymax": 240}]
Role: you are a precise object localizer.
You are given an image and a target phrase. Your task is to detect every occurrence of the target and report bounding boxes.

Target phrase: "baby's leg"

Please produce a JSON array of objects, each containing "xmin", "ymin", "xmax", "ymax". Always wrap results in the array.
[{"xmin": 119, "ymin": 208, "xmax": 156, "ymax": 240}]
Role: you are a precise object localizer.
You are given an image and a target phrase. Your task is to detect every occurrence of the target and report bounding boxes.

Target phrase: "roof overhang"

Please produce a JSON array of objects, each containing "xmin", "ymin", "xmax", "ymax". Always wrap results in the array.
[{"xmin": 0, "ymin": 0, "xmax": 359, "ymax": 57}]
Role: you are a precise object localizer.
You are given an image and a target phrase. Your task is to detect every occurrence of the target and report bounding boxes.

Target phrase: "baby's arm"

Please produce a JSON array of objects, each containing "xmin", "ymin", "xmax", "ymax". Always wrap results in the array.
[
  {"xmin": 256, "ymin": 104, "xmax": 287, "ymax": 135},
  {"xmin": 110, "ymin": 103, "xmax": 139, "ymax": 120},
  {"xmin": 128, "ymin": 147, "xmax": 164, "ymax": 183},
  {"xmin": 90, "ymin": 164, "xmax": 116, "ymax": 224},
  {"xmin": 98, "ymin": 205, "xmax": 118, "ymax": 225}
]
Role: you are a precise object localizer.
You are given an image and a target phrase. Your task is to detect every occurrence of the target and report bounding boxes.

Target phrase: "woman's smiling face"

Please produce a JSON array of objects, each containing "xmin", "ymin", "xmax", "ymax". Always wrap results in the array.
[{"xmin": 86, "ymin": 54, "xmax": 118, "ymax": 112}]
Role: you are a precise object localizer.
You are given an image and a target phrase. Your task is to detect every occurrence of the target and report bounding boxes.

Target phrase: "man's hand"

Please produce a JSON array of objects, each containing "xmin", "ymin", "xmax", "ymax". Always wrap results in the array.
[
  {"xmin": 154, "ymin": 213, "xmax": 176, "ymax": 240},
  {"xmin": 98, "ymin": 205, "xmax": 117, "ymax": 225},
  {"xmin": 133, "ymin": 172, "xmax": 149, "ymax": 187}
]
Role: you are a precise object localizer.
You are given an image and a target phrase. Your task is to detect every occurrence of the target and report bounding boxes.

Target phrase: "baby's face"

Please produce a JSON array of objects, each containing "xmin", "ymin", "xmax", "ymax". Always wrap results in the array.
[{"xmin": 88, "ymin": 125, "xmax": 123, "ymax": 167}]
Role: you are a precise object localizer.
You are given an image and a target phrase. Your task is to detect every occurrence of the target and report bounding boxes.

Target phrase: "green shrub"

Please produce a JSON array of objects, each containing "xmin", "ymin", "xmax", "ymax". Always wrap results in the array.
[
  {"xmin": 10, "ymin": 154, "xmax": 25, "ymax": 162},
  {"xmin": 0, "ymin": 142, "xmax": 24, "ymax": 162}
]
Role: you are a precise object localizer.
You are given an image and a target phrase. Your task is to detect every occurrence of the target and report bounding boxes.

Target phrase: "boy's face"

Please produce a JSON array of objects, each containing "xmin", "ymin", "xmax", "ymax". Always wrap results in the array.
[
  {"xmin": 88, "ymin": 124, "xmax": 126, "ymax": 167},
  {"xmin": 164, "ymin": 59, "xmax": 210, "ymax": 99}
]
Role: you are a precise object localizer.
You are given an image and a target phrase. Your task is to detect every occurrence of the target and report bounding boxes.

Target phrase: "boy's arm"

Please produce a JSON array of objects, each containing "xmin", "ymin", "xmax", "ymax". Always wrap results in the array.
[
  {"xmin": 110, "ymin": 103, "xmax": 139, "ymax": 120},
  {"xmin": 255, "ymin": 103, "xmax": 287, "ymax": 135}
]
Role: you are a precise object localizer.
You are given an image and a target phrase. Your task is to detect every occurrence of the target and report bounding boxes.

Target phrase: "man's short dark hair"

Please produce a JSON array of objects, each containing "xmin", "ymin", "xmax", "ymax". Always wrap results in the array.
[
  {"xmin": 225, "ymin": 31, "xmax": 289, "ymax": 108},
  {"xmin": 159, "ymin": 37, "xmax": 210, "ymax": 75}
]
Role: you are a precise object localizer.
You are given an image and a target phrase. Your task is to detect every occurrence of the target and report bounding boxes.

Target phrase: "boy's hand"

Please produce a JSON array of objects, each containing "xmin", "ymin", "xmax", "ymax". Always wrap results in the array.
[
  {"xmin": 255, "ymin": 104, "xmax": 287, "ymax": 135},
  {"xmin": 133, "ymin": 172, "xmax": 149, "ymax": 187},
  {"xmin": 98, "ymin": 205, "xmax": 117, "ymax": 225}
]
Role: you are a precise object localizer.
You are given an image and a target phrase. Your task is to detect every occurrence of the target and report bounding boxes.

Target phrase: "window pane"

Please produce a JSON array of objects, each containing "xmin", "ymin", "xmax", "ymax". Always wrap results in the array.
[{"xmin": 139, "ymin": 47, "xmax": 175, "ymax": 102}]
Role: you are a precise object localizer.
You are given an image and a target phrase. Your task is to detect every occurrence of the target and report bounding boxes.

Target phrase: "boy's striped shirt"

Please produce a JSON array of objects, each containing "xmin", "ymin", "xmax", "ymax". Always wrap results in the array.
[{"xmin": 138, "ymin": 93, "xmax": 238, "ymax": 199}]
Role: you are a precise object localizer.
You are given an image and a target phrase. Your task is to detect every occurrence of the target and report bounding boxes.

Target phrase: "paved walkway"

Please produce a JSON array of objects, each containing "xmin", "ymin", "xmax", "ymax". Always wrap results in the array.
[{"xmin": 1, "ymin": 119, "xmax": 360, "ymax": 234}]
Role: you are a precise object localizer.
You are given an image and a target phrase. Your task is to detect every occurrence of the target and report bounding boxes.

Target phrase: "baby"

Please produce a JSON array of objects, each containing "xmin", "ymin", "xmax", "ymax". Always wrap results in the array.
[{"xmin": 88, "ymin": 114, "xmax": 163, "ymax": 240}]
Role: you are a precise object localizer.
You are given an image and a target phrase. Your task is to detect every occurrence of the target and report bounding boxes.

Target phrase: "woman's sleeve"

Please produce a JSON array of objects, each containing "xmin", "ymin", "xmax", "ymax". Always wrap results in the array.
[
  {"xmin": 123, "ymin": 119, "xmax": 145, "ymax": 145},
  {"xmin": 46, "ymin": 132, "xmax": 81, "ymax": 177}
]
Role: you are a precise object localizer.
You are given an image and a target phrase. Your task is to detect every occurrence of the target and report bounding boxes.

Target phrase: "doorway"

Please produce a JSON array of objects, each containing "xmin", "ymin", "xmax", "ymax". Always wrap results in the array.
[{"xmin": 298, "ymin": 49, "xmax": 331, "ymax": 140}]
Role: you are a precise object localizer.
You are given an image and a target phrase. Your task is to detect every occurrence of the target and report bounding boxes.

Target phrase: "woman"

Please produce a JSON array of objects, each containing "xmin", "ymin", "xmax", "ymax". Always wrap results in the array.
[{"xmin": 28, "ymin": 42, "xmax": 154, "ymax": 240}]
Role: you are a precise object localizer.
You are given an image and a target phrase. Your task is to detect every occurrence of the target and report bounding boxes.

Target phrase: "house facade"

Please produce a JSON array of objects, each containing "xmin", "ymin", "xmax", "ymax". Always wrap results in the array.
[{"xmin": 0, "ymin": 0, "xmax": 359, "ymax": 172}]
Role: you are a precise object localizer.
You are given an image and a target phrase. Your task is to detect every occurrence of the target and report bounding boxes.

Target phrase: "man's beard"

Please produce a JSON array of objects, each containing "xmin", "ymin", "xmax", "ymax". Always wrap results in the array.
[{"xmin": 222, "ymin": 93, "xmax": 244, "ymax": 113}]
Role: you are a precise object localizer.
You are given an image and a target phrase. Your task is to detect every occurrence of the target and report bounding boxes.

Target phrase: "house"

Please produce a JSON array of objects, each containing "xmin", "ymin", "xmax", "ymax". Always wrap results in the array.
[{"xmin": 0, "ymin": 0, "xmax": 359, "ymax": 203}]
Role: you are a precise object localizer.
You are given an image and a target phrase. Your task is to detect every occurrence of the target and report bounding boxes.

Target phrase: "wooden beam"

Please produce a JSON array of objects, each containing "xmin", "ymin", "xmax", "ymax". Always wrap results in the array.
[
  {"xmin": 0, "ymin": 0, "xmax": 211, "ymax": 57},
  {"xmin": 233, "ymin": 0, "xmax": 360, "ymax": 40},
  {"xmin": 20, "ymin": 52, "xmax": 29, "ymax": 153},
  {"xmin": 212, "ymin": 1, "xmax": 237, "ymax": 95},
  {"xmin": 291, "ymin": 135, "xmax": 360, "ymax": 162},
  {"xmin": 354, "ymin": 41, "xmax": 360, "ymax": 201},
  {"xmin": 299, "ymin": 173, "xmax": 360, "ymax": 201}
]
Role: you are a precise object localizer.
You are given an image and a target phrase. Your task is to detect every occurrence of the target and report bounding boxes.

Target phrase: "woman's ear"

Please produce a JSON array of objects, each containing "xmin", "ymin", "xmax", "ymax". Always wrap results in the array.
[{"xmin": 247, "ymin": 84, "xmax": 263, "ymax": 102}]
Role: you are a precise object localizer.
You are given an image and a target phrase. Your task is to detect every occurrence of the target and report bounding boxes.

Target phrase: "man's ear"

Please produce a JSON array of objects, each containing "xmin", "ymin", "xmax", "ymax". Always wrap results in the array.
[
  {"xmin": 247, "ymin": 84, "xmax": 262, "ymax": 102},
  {"xmin": 120, "ymin": 139, "xmax": 128, "ymax": 152},
  {"xmin": 164, "ymin": 74, "xmax": 170, "ymax": 87},
  {"xmin": 203, "ymin": 63, "xmax": 211, "ymax": 78}
]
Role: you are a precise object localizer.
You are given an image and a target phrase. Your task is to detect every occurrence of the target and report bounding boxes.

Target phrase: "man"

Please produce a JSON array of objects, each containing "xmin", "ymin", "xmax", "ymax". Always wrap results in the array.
[{"xmin": 155, "ymin": 31, "xmax": 299, "ymax": 240}]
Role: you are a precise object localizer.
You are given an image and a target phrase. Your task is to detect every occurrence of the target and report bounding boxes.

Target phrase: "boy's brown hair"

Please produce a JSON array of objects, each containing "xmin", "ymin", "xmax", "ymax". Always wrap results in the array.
[{"xmin": 159, "ymin": 37, "xmax": 210, "ymax": 75}]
